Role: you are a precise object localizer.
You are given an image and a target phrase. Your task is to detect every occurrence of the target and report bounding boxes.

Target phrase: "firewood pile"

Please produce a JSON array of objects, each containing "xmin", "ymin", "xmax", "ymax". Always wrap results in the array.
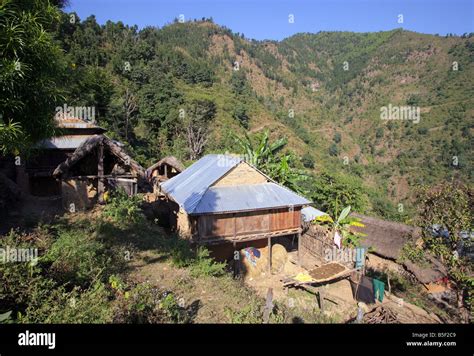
[{"xmin": 363, "ymin": 306, "xmax": 399, "ymax": 324}]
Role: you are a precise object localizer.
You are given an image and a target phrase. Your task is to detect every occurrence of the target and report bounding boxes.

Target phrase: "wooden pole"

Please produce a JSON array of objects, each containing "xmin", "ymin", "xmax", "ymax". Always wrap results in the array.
[
  {"xmin": 98, "ymin": 141, "xmax": 105, "ymax": 204},
  {"xmin": 262, "ymin": 288, "xmax": 274, "ymax": 323},
  {"xmin": 268, "ymin": 235, "xmax": 272, "ymax": 274},
  {"xmin": 297, "ymin": 231, "xmax": 302, "ymax": 266},
  {"xmin": 233, "ymin": 240, "xmax": 239, "ymax": 278}
]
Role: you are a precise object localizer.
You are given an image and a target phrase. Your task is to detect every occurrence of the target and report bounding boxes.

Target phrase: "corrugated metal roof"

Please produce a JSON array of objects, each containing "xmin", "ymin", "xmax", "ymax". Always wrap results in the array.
[
  {"xmin": 161, "ymin": 154, "xmax": 311, "ymax": 215},
  {"xmin": 36, "ymin": 135, "xmax": 95, "ymax": 149},
  {"xmin": 160, "ymin": 154, "xmax": 243, "ymax": 213},
  {"xmin": 301, "ymin": 206, "xmax": 327, "ymax": 222},
  {"xmin": 192, "ymin": 182, "xmax": 311, "ymax": 215}
]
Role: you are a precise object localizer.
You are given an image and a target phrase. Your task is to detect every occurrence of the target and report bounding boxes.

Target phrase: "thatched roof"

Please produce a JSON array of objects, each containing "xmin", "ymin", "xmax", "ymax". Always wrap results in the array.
[
  {"xmin": 352, "ymin": 213, "xmax": 447, "ymax": 284},
  {"xmin": 148, "ymin": 156, "xmax": 185, "ymax": 173},
  {"xmin": 53, "ymin": 135, "xmax": 145, "ymax": 180}
]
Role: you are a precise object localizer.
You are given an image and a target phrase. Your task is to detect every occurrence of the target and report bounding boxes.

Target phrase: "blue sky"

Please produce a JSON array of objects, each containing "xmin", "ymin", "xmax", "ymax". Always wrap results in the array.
[{"xmin": 66, "ymin": 0, "xmax": 474, "ymax": 40}]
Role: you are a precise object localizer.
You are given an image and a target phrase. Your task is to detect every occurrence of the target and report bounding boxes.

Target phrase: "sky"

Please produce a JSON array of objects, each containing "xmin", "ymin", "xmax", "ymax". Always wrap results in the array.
[{"xmin": 65, "ymin": 0, "xmax": 474, "ymax": 41}]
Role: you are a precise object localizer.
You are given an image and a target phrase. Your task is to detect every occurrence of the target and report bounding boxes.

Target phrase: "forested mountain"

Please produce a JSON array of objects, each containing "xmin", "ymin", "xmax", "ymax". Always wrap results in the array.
[{"xmin": 40, "ymin": 14, "xmax": 474, "ymax": 220}]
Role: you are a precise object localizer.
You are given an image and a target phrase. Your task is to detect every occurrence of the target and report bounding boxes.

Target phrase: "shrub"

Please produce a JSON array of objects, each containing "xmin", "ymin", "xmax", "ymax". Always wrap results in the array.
[
  {"xmin": 301, "ymin": 152, "xmax": 315, "ymax": 169},
  {"xmin": 225, "ymin": 301, "xmax": 262, "ymax": 323},
  {"xmin": 103, "ymin": 189, "xmax": 145, "ymax": 226},
  {"xmin": 43, "ymin": 228, "xmax": 124, "ymax": 287},
  {"xmin": 189, "ymin": 247, "xmax": 226, "ymax": 278},
  {"xmin": 110, "ymin": 276, "xmax": 188, "ymax": 323},
  {"xmin": 18, "ymin": 282, "xmax": 113, "ymax": 324}
]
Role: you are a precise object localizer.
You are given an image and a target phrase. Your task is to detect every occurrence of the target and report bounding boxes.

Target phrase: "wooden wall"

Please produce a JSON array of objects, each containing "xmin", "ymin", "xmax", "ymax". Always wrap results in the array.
[{"xmin": 196, "ymin": 207, "xmax": 301, "ymax": 241}]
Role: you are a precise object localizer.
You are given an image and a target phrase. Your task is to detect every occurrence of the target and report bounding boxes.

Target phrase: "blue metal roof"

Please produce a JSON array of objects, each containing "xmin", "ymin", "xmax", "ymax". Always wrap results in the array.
[
  {"xmin": 160, "ymin": 154, "xmax": 311, "ymax": 215},
  {"xmin": 301, "ymin": 206, "xmax": 327, "ymax": 222},
  {"xmin": 192, "ymin": 182, "xmax": 311, "ymax": 215},
  {"xmin": 160, "ymin": 154, "xmax": 243, "ymax": 213}
]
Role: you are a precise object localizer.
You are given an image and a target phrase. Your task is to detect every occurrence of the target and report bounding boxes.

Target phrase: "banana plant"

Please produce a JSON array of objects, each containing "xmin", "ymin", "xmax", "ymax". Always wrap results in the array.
[
  {"xmin": 313, "ymin": 206, "xmax": 366, "ymax": 247},
  {"xmin": 234, "ymin": 130, "xmax": 287, "ymax": 169}
]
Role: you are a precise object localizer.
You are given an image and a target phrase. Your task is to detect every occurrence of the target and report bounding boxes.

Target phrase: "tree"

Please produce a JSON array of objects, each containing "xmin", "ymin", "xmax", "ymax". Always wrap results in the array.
[
  {"xmin": 184, "ymin": 99, "xmax": 216, "ymax": 160},
  {"xmin": 307, "ymin": 171, "xmax": 367, "ymax": 216},
  {"xmin": 0, "ymin": 0, "xmax": 66, "ymax": 151},
  {"xmin": 233, "ymin": 104, "xmax": 249, "ymax": 129},
  {"xmin": 416, "ymin": 181, "xmax": 473, "ymax": 323}
]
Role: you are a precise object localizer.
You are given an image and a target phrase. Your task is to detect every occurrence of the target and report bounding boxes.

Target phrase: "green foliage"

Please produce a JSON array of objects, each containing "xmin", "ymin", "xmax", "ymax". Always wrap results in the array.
[
  {"xmin": 301, "ymin": 152, "xmax": 315, "ymax": 169},
  {"xmin": 0, "ymin": 120, "xmax": 23, "ymax": 154},
  {"xmin": 0, "ymin": 311, "xmax": 12, "ymax": 323},
  {"xmin": 398, "ymin": 242, "xmax": 429, "ymax": 267},
  {"xmin": 168, "ymin": 240, "xmax": 226, "ymax": 278},
  {"xmin": 18, "ymin": 282, "xmax": 113, "ymax": 324},
  {"xmin": 225, "ymin": 301, "xmax": 262, "ymax": 323},
  {"xmin": 103, "ymin": 189, "xmax": 145, "ymax": 226},
  {"xmin": 313, "ymin": 206, "xmax": 366, "ymax": 247},
  {"xmin": 234, "ymin": 130, "xmax": 307, "ymax": 193},
  {"xmin": 0, "ymin": 0, "xmax": 66, "ymax": 150},
  {"xmin": 233, "ymin": 103, "xmax": 250, "ymax": 128},
  {"xmin": 43, "ymin": 227, "xmax": 125, "ymax": 287},
  {"xmin": 307, "ymin": 171, "xmax": 368, "ymax": 216},
  {"xmin": 189, "ymin": 247, "xmax": 226, "ymax": 278},
  {"xmin": 111, "ymin": 276, "xmax": 188, "ymax": 323},
  {"xmin": 416, "ymin": 181, "xmax": 473, "ymax": 321},
  {"xmin": 329, "ymin": 143, "xmax": 339, "ymax": 156}
]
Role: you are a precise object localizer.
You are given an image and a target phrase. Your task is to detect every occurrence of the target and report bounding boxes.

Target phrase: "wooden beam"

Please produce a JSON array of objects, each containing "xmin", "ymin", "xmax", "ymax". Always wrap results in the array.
[{"xmin": 97, "ymin": 141, "xmax": 105, "ymax": 204}]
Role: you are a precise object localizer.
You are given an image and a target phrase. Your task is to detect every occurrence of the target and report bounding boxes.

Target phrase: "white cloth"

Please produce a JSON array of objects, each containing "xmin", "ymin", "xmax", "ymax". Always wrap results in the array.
[{"xmin": 334, "ymin": 230, "xmax": 342, "ymax": 249}]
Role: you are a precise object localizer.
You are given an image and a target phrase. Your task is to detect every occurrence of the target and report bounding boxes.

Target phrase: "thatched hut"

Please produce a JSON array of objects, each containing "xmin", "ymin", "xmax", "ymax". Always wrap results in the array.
[
  {"xmin": 352, "ymin": 213, "xmax": 447, "ymax": 285},
  {"xmin": 147, "ymin": 156, "xmax": 185, "ymax": 193},
  {"xmin": 53, "ymin": 135, "xmax": 145, "ymax": 211}
]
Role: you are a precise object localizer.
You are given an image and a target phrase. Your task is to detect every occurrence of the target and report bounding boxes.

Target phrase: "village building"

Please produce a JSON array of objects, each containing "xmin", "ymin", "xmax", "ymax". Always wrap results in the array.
[
  {"xmin": 15, "ymin": 116, "xmax": 106, "ymax": 197},
  {"xmin": 351, "ymin": 213, "xmax": 448, "ymax": 289},
  {"xmin": 147, "ymin": 156, "xmax": 185, "ymax": 194},
  {"xmin": 159, "ymin": 154, "xmax": 311, "ymax": 260},
  {"xmin": 52, "ymin": 135, "xmax": 146, "ymax": 211}
]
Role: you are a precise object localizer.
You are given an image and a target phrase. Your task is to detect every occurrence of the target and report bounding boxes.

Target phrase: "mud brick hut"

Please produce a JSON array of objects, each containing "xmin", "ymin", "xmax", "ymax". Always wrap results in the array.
[
  {"xmin": 14, "ymin": 117, "xmax": 106, "ymax": 197},
  {"xmin": 147, "ymin": 156, "xmax": 185, "ymax": 194},
  {"xmin": 53, "ymin": 135, "xmax": 146, "ymax": 211},
  {"xmin": 160, "ymin": 154, "xmax": 311, "ymax": 259}
]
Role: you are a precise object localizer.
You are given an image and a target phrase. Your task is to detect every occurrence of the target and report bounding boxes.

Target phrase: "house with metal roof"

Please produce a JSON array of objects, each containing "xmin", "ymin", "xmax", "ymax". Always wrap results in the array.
[
  {"xmin": 160, "ymin": 154, "xmax": 311, "ymax": 252},
  {"xmin": 15, "ymin": 116, "xmax": 106, "ymax": 197}
]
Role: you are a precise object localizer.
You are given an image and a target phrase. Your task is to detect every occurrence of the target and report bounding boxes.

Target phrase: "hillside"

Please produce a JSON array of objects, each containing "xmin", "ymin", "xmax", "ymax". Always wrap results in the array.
[{"xmin": 57, "ymin": 15, "xmax": 474, "ymax": 220}]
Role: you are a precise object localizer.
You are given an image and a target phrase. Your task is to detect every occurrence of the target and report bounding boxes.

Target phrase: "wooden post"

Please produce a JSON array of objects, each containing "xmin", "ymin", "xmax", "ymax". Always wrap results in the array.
[
  {"xmin": 297, "ymin": 231, "xmax": 302, "ymax": 266},
  {"xmin": 267, "ymin": 235, "xmax": 272, "ymax": 274},
  {"xmin": 318, "ymin": 288, "xmax": 325, "ymax": 312},
  {"xmin": 97, "ymin": 141, "xmax": 105, "ymax": 204},
  {"xmin": 262, "ymin": 288, "xmax": 274, "ymax": 323},
  {"xmin": 233, "ymin": 240, "xmax": 239, "ymax": 278}
]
